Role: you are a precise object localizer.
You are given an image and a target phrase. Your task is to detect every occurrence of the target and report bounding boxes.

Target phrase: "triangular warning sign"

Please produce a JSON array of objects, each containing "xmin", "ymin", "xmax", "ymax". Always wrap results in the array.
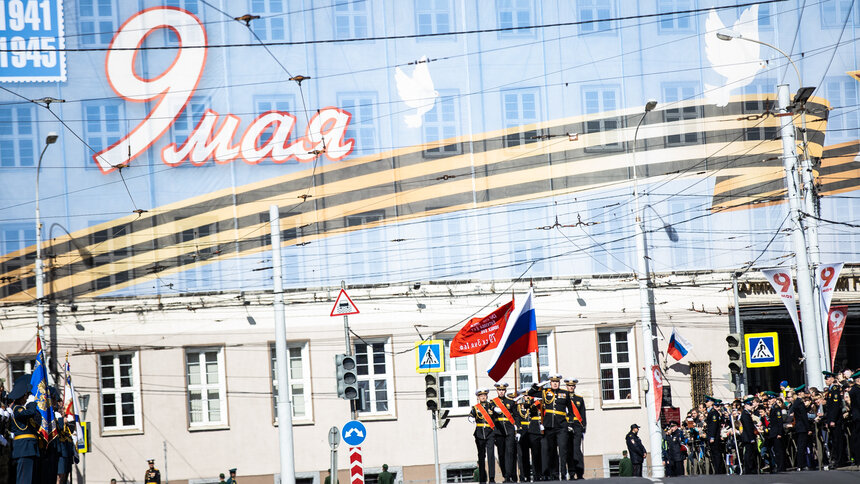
[
  {"xmin": 330, "ymin": 289, "xmax": 360, "ymax": 316},
  {"xmin": 421, "ymin": 347, "xmax": 439, "ymax": 367},
  {"xmin": 751, "ymin": 339, "xmax": 773, "ymax": 359}
]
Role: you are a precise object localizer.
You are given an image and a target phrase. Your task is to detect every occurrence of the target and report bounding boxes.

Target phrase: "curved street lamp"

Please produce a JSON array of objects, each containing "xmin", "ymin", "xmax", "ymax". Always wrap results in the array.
[{"xmin": 35, "ymin": 132, "xmax": 59, "ymax": 335}]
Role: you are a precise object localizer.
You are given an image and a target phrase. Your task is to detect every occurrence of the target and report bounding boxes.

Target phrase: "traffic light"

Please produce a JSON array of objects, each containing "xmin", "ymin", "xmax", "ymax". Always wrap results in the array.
[
  {"xmin": 726, "ymin": 333, "xmax": 743, "ymax": 374},
  {"xmin": 425, "ymin": 374, "xmax": 440, "ymax": 411},
  {"xmin": 335, "ymin": 354, "xmax": 359, "ymax": 400},
  {"xmin": 438, "ymin": 409, "xmax": 450, "ymax": 429}
]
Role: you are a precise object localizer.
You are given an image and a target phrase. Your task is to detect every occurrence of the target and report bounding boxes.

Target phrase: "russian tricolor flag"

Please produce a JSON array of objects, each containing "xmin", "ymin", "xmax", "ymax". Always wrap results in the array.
[
  {"xmin": 487, "ymin": 291, "xmax": 538, "ymax": 381},
  {"xmin": 667, "ymin": 328, "xmax": 692, "ymax": 361}
]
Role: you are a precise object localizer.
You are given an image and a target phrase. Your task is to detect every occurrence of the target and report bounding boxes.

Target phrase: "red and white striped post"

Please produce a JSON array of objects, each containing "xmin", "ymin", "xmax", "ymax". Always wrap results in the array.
[{"xmin": 349, "ymin": 447, "xmax": 363, "ymax": 484}]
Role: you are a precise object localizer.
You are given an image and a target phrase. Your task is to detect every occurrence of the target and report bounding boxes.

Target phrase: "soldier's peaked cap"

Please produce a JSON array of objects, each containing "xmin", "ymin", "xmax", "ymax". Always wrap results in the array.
[
  {"xmin": 549, "ymin": 373, "xmax": 562, "ymax": 381},
  {"xmin": 475, "ymin": 388, "xmax": 489, "ymax": 396},
  {"xmin": 852, "ymin": 370, "xmax": 860, "ymax": 379},
  {"xmin": 564, "ymin": 377, "xmax": 579, "ymax": 384},
  {"xmin": 704, "ymin": 395, "xmax": 722, "ymax": 404},
  {"xmin": 147, "ymin": 459, "xmax": 155, "ymax": 464},
  {"xmin": 823, "ymin": 370, "xmax": 837, "ymax": 378},
  {"xmin": 494, "ymin": 382, "xmax": 509, "ymax": 389},
  {"xmin": 7, "ymin": 374, "xmax": 32, "ymax": 401},
  {"xmin": 229, "ymin": 469, "xmax": 237, "ymax": 474}
]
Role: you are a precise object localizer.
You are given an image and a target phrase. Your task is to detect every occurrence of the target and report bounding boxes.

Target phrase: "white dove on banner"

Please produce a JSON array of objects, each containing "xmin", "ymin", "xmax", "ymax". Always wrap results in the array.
[
  {"xmin": 395, "ymin": 56, "xmax": 439, "ymax": 128},
  {"xmin": 703, "ymin": 5, "xmax": 762, "ymax": 107}
]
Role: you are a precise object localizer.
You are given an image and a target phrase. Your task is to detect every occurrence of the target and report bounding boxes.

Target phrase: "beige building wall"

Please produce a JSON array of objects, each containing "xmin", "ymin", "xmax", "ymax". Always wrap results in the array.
[{"xmin": 2, "ymin": 271, "xmax": 857, "ymax": 482}]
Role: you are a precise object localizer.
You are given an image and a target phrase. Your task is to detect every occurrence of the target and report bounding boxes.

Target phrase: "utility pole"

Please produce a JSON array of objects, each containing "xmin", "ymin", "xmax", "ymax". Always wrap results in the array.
[
  {"xmin": 341, "ymin": 280, "xmax": 357, "ymax": 420},
  {"xmin": 777, "ymin": 85, "xmax": 823, "ymax": 388},
  {"xmin": 271, "ymin": 205, "xmax": 297, "ymax": 484},
  {"xmin": 431, "ymin": 412, "xmax": 441, "ymax": 484},
  {"xmin": 163, "ymin": 441, "xmax": 168, "ymax": 484},
  {"xmin": 731, "ymin": 273, "xmax": 746, "ymax": 396}
]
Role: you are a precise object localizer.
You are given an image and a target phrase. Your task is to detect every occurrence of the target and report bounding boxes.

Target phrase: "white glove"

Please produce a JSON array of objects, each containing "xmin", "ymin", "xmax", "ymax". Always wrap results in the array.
[
  {"xmin": 25, "ymin": 395, "xmax": 36, "ymax": 404},
  {"xmin": 493, "ymin": 407, "xmax": 503, "ymax": 414},
  {"xmin": 516, "ymin": 433, "xmax": 521, "ymax": 442},
  {"xmin": 467, "ymin": 416, "xmax": 476, "ymax": 424},
  {"xmin": 540, "ymin": 381, "xmax": 550, "ymax": 388},
  {"xmin": 568, "ymin": 426, "xmax": 573, "ymax": 432},
  {"xmin": 66, "ymin": 415, "xmax": 75, "ymax": 423},
  {"xmin": 54, "ymin": 411, "xmax": 63, "ymax": 420},
  {"xmin": 539, "ymin": 424, "xmax": 545, "ymax": 431}
]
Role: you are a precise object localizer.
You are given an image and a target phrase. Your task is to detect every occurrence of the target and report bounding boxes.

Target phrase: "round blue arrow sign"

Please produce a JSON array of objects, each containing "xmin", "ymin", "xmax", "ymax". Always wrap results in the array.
[{"xmin": 342, "ymin": 420, "xmax": 367, "ymax": 446}]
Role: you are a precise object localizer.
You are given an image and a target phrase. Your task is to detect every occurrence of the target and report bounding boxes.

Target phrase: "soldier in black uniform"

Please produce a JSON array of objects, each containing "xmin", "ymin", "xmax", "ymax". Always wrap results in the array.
[
  {"xmin": 528, "ymin": 374, "xmax": 569, "ymax": 480},
  {"xmin": 514, "ymin": 388, "xmax": 533, "ymax": 482},
  {"xmin": 704, "ymin": 396, "xmax": 725, "ymax": 474},
  {"xmin": 522, "ymin": 387, "xmax": 543, "ymax": 482},
  {"xmin": 469, "ymin": 389, "xmax": 496, "ymax": 483},
  {"xmin": 8, "ymin": 374, "xmax": 41, "ymax": 484},
  {"xmin": 739, "ymin": 397, "xmax": 758, "ymax": 474},
  {"xmin": 766, "ymin": 393, "xmax": 785, "ymax": 472},
  {"xmin": 564, "ymin": 378, "xmax": 586, "ymax": 480},
  {"xmin": 145, "ymin": 459, "xmax": 161, "ymax": 484},
  {"xmin": 789, "ymin": 385, "xmax": 811, "ymax": 470},
  {"xmin": 849, "ymin": 370, "xmax": 860, "ymax": 466},
  {"xmin": 625, "ymin": 424, "xmax": 647, "ymax": 477},
  {"xmin": 666, "ymin": 421, "xmax": 684, "ymax": 476},
  {"xmin": 489, "ymin": 383, "xmax": 517, "ymax": 483},
  {"xmin": 823, "ymin": 371, "xmax": 846, "ymax": 468}
]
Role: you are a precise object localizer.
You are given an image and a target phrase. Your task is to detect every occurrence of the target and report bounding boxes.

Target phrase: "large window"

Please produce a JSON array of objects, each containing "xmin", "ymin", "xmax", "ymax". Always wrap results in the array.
[
  {"xmin": 0, "ymin": 105, "xmax": 36, "ymax": 167},
  {"xmin": 99, "ymin": 352, "xmax": 142, "ymax": 431},
  {"xmin": 256, "ymin": 95, "xmax": 298, "ymax": 152},
  {"xmin": 164, "ymin": 0, "xmax": 201, "ymax": 44},
  {"xmin": 439, "ymin": 337, "xmax": 472, "ymax": 412},
  {"xmin": 416, "ymin": 0, "xmax": 452, "ymax": 36},
  {"xmin": 657, "ymin": 0, "xmax": 694, "ymax": 33},
  {"xmin": 582, "ymin": 86, "xmax": 623, "ymax": 152},
  {"xmin": 172, "ymin": 98, "xmax": 210, "ymax": 149},
  {"xmin": 89, "ymin": 223, "xmax": 133, "ymax": 291},
  {"xmin": 249, "ymin": 0, "xmax": 287, "ymax": 40},
  {"xmin": 185, "ymin": 347, "xmax": 227, "ymax": 427},
  {"xmin": 424, "ymin": 93, "xmax": 460, "ymax": 156},
  {"xmin": 334, "ymin": 0, "xmax": 369, "ymax": 39},
  {"xmin": 517, "ymin": 333, "xmax": 553, "ymax": 386},
  {"xmin": 339, "ymin": 93, "xmax": 378, "ymax": 156},
  {"xmin": 83, "ymin": 101, "xmax": 123, "ymax": 169},
  {"xmin": 354, "ymin": 340, "xmax": 393, "ymax": 415},
  {"xmin": 502, "ymin": 88, "xmax": 540, "ymax": 147},
  {"xmin": 270, "ymin": 342, "xmax": 312, "ymax": 421},
  {"xmin": 821, "ymin": 0, "xmax": 859, "ymax": 28},
  {"xmin": 825, "ymin": 79, "xmax": 859, "ymax": 141},
  {"xmin": 8, "ymin": 358, "xmax": 36, "ymax": 384},
  {"xmin": 598, "ymin": 328, "xmax": 637, "ymax": 403},
  {"xmin": 175, "ymin": 219, "xmax": 219, "ymax": 292},
  {"xmin": 586, "ymin": 201, "xmax": 633, "ymax": 273},
  {"xmin": 578, "ymin": 0, "xmax": 614, "ymax": 34},
  {"xmin": 663, "ymin": 83, "xmax": 702, "ymax": 146},
  {"xmin": 1, "ymin": 225, "xmax": 36, "ymax": 298},
  {"xmin": 79, "ymin": 0, "xmax": 115, "ymax": 46},
  {"xmin": 690, "ymin": 361, "xmax": 713, "ymax": 408},
  {"xmin": 742, "ymin": 80, "xmax": 778, "ymax": 141},
  {"xmin": 496, "ymin": 0, "xmax": 534, "ymax": 37}
]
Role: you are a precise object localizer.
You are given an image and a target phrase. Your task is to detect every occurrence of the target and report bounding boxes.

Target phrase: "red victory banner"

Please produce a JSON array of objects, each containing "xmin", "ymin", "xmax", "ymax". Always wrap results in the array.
[
  {"xmin": 828, "ymin": 306, "xmax": 848, "ymax": 369},
  {"xmin": 450, "ymin": 300, "xmax": 514, "ymax": 357},
  {"xmin": 652, "ymin": 366, "xmax": 663, "ymax": 421}
]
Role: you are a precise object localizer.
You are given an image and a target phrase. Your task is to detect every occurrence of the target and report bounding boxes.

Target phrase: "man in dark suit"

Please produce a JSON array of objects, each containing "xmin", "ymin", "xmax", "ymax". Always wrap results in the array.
[
  {"xmin": 739, "ymin": 397, "xmax": 758, "ymax": 474},
  {"xmin": 625, "ymin": 424, "xmax": 647, "ymax": 477},
  {"xmin": 705, "ymin": 396, "xmax": 725, "ymax": 474},
  {"xmin": 789, "ymin": 385, "xmax": 811, "ymax": 470},
  {"xmin": 564, "ymin": 378, "xmax": 586, "ymax": 480}
]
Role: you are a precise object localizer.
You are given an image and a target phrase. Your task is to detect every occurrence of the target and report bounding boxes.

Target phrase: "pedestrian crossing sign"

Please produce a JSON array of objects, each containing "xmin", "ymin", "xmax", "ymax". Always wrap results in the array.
[
  {"xmin": 415, "ymin": 340, "xmax": 445, "ymax": 373},
  {"xmin": 745, "ymin": 332, "xmax": 780, "ymax": 368}
]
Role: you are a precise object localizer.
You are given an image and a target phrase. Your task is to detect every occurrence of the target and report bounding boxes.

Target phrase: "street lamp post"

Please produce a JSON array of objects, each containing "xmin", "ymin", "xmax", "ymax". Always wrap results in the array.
[
  {"xmin": 717, "ymin": 31, "xmax": 826, "ymax": 385},
  {"xmin": 630, "ymin": 100, "xmax": 664, "ymax": 478},
  {"xmin": 35, "ymin": 132, "xmax": 59, "ymax": 342}
]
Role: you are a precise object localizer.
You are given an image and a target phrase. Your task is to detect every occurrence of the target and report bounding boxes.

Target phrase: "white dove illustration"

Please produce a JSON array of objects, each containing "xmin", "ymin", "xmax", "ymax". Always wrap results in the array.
[
  {"xmin": 395, "ymin": 56, "xmax": 439, "ymax": 128},
  {"xmin": 704, "ymin": 5, "xmax": 762, "ymax": 107}
]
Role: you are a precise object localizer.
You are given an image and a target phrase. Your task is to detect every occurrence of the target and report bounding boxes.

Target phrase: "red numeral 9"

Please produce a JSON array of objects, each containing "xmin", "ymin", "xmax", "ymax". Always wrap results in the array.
[
  {"xmin": 820, "ymin": 267, "xmax": 835, "ymax": 288},
  {"xmin": 772, "ymin": 272, "xmax": 791, "ymax": 293}
]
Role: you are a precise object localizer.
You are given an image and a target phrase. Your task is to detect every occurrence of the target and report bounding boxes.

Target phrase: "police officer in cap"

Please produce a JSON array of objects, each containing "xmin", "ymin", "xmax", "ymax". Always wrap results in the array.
[
  {"xmin": 145, "ymin": 459, "xmax": 161, "ymax": 484},
  {"xmin": 624, "ymin": 424, "xmax": 646, "ymax": 477},
  {"xmin": 489, "ymin": 382, "xmax": 517, "ymax": 482},
  {"xmin": 564, "ymin": 378, "xmax": 586, "ymax": 480},
  {"xmin": 789, "ymin": 385, "xmax": 811, "ymax": 470},
  {"xmin": 704, "ymin": 396, "xmax": 725, "ymax": 474},
  {"xmin": 823, "ymin": 371, "xmax": 846, "ymax": 467},
  {"xmin": 528, "ymin": 374, "xmax": 569, "ymax": 480},
  {"xmin": 8, "ymin": 374, "xmax": 41, "ymax": 484},
  {"xmin": 738, "ymin": 396, "xmax": 757, "ymax": 474},
  {"xmin": 469, "ymin": 389, "xmax": 496, "ymax": 483}
]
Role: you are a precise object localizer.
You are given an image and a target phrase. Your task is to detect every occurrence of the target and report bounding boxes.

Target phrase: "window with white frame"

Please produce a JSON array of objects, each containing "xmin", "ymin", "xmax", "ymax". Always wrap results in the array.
[
  {"xmin": 742, "ymin": 79, "xmax": 778, "ymax": 141},
  {"xmin": 354, "ymin": 340, "xmax": 393, "ymax": 415},
  {"xmin": 0, "ymin": 225, "xmax": 35, "ymax": 298},
  {"xmin": 171, "ymin": 98, "xmax": 210, "ymax": 149},
  {"xmin": 99, "ymin": 352, "xmax": 142, "ymax": 431},
  {"xmin": 578, "ymin": 0, "xmax": 614, "ymax": 34},
  {"xmin": 439, "ymin": 337, "xmax": 472, "ymax": 411},
  {"xmin": 496, "ymin": 0, "xmax": 534, "ymax": 36},
  {"xmin": 0, "ymin": 105, "xmax": 36, "ymax": 167},
  {"xmin": 657, "ymin": 0, "xmax": 694, "ymax": 33},
  {"xmin": 821, "ymin": 0, "xmax": 859, "ymax": 28},
  {"xmin": 757, "ymin": 3, "xmax": 773, "ymax": 30},
  {"xmin": 582, "ymin": 86, "xmax": 623, "ymax": 152},
  {"xmin": 517, "ymin": 333, "xmax": 553, "ymax": 386},
  {"xmin": 825, "ymin": 78, "xmax": 859, "ymax": 141},
  {"xmin": 256, "ymin": 95, "xmax": 298, "ymax": 152},
  {"xmin": 186, "ymin": 347, "xmax": 227, "ymax": 426},
  {"xmin": 83, "ymin": 101, "xmax": 123, "ymax": 169},
  {"xmin": 502, "ymin": 88, "xmax": 540, "ymax": 147},
  {"xmin": 270, "ymin": 342, "xmax": 312, "ymax": 421},
  {"xmin": 249, "ymin": 0, "xmax": 287, "ymax": 40},
  {"xmin": 598, "ymin": 328, "xmax": 637, "ymax": 403},
  {"xmin": 79, "ymin": 0, "xmax": 115, "ymax": 46},
  {"xmin": 9, "ymin": 358, "xmax": 36, "ymax": 384},
  {"xmin": 164, "ymin": 0, "xmax": 202, "ymax": 44},
  {"xmin": 416, "ymin": 0, "xmax": 452, "ymax": 36},
  {"xmin": 586, "ymin": 201, "xmax": 633, "ymax": 273},
  {"xmin": 424, "ymin": 92, "xmax": 460, "ymax": 156},
  {"xmin": 662, "ymin": 83, "xmax": 702, "ymax": 146},
  {"xmin": 89, "ymin": 222, "xmax": 133, "ymax": 291},
  {"xmin": 339, "ymin": 92, "xmax": 378, "ymax": 156},
  {"xmin": 334, "ymin": 0, "xmax": 369, "ymax": 39}
]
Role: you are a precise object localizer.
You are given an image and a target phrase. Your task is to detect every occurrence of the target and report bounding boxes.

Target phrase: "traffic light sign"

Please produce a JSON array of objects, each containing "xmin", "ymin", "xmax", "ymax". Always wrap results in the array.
[
  {"xmin": 726, "ymin": 333, "xmax": 743, "ymax": 374},
  {"xmin": 425, "ymin": 373, "xmax": 440, "ymax": 411},
  {"xmin": 438, "ymin": 409, "xmax": 450, "ymax": 429},
  {"xmin": 336, "ymin": 354, "xmax": 359, "ymax": 400}
]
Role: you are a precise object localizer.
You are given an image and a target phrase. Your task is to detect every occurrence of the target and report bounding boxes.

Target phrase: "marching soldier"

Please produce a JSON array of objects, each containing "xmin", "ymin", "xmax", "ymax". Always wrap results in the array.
[
  {"xmin": 849, "ymin": 370, "xmax": 860, "ymax": 466},
  {"xmin": 523, "ymin": 387, "xmax": 543, "ymax": 482},
  {"xmin": 528, "ymin": 374, "xmax": 569, "ymax": 480},
  {"xmin": 8, "ymin": 375, "xmax": 41, "ymax": 484},
  {"xmin": 145, "ymin": 459, "xmax": 161, "ymax": 484},
  {"xmin": 514, "ymin": 389, "xmax": 532, "ymax": 482},
  {"xmin": 704, "ymin": 396, "xmax": 724, "ymax": 474},
  {"xmin": 564, "ymin": 378, "xmax": 586, "ymax": 480},
  {"xmin": 823, "ymin": 371, "xmax": 846, "ymax": 468},
  {"xmin": 469, "ymin": 389, "xmax": 496, "ymax": 483},
  {"xmin": 489, "ymin": 382, "xmax": 517, "ymax": 482}
]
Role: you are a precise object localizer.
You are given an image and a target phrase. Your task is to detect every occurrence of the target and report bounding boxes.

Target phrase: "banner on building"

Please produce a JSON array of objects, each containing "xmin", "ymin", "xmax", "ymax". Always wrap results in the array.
[
  {"xmin": 828, "ymin": 305, "xmax": 848, "ymax": 369},
  {"xmin": 761, "ymin": 268, "xmax": 804, "ymax": 353},
  {"xmin": 652, "ymin": 366, "xmax": 663, "ymax": 421}
]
